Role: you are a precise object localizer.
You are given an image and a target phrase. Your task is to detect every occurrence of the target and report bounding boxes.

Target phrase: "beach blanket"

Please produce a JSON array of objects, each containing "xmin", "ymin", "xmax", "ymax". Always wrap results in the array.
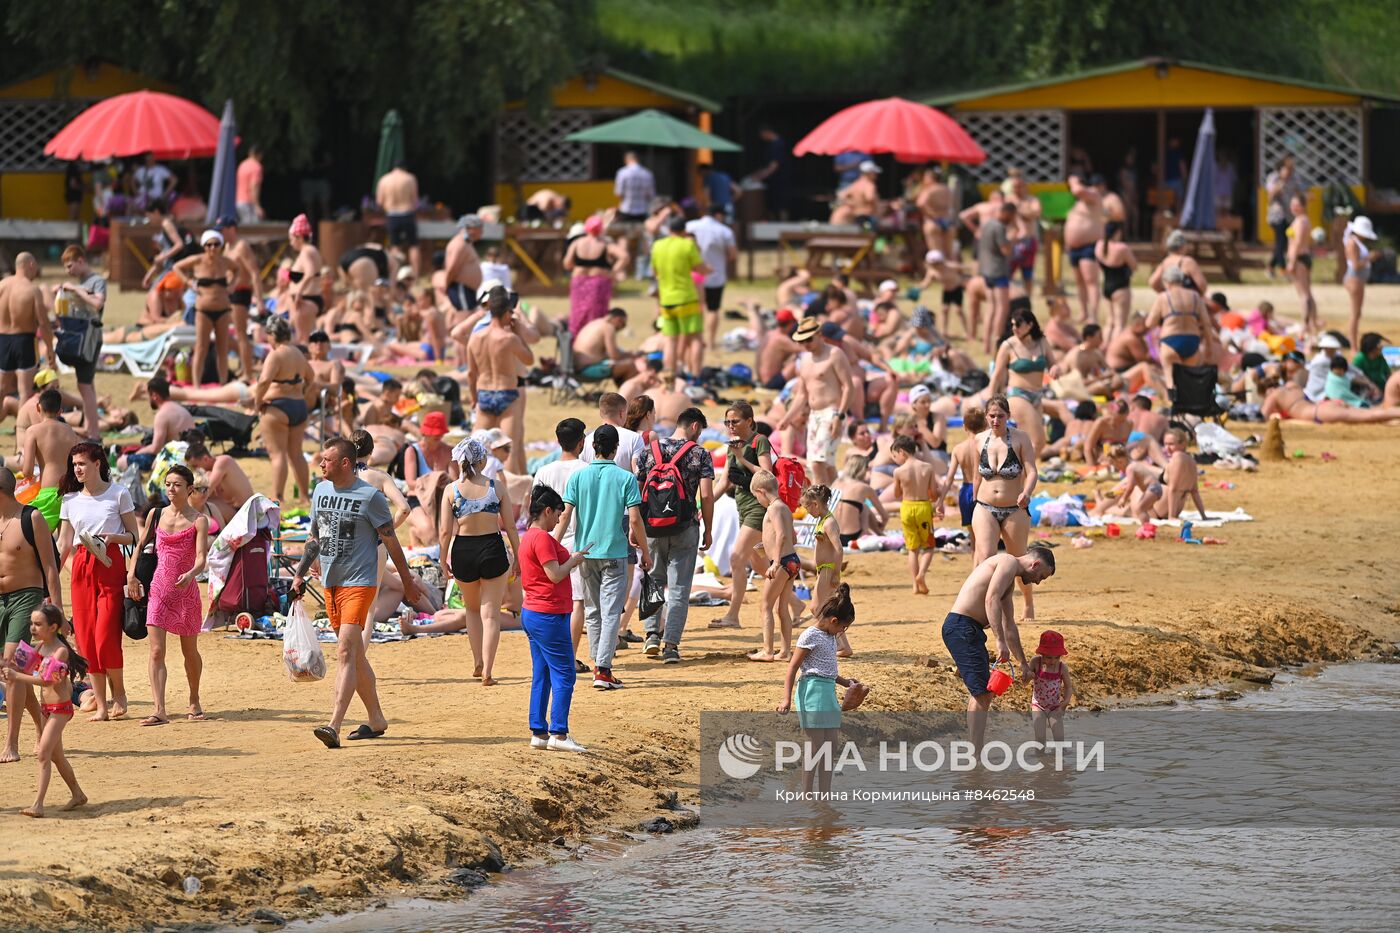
[
  {"xmin": 1091, "ymin": 508, "xmax": 1255, "ymax": 530},
  {"xmin": 203, "ymin": 494, "xmax": 280, "ymax": 631}
]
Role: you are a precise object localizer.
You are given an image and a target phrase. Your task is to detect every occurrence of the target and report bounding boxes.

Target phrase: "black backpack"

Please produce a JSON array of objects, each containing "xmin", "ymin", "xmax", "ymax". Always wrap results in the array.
[
  {"xmin": 640, "ymin": 439, "xmax": 696, "ymax": 537},
  {"xmin": 19, "ymin": 506, "xmax": 62, "ymax": 600}
]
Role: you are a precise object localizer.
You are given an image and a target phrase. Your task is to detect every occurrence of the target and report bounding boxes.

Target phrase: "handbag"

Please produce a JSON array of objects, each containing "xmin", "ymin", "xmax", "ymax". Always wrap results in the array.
[
  {"xmin": 638, "ymin": 572, "xmax": 666, "ymax": 621},
  {"xmin": 56, "ymin": 306, "xmax": 102, "ymax": 367},
  {"xmin": 122, "ymin": 597, "xmax": 148, "ymax": 641}
]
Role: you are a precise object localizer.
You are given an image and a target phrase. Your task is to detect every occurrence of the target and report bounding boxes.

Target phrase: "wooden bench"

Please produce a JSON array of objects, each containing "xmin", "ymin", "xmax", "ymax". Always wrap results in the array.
[{"xmin": 745, "ymin": 222, "xmax": 863, "ymax": 280}]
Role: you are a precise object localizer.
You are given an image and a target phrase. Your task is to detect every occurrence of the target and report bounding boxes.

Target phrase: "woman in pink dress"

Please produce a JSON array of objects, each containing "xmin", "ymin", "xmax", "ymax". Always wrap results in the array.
[{"xmin": 126, "ymin": 465, "xmax": 210, "ymax": 726}]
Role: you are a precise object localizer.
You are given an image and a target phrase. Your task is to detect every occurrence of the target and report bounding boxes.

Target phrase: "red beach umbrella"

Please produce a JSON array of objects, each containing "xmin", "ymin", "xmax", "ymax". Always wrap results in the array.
[
  {"xmin": 44, "ymin": 90, "xmax": 224, "ymax": 161},
  {"xmin": 793, "ymin": 97, "xmax": 985, "ymax": 164}
]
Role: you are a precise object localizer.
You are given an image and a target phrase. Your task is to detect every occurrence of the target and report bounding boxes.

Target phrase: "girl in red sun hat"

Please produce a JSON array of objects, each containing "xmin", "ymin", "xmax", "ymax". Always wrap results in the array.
[{"xmin": 1029, "ymin": 630, "xmax": 1073, "ymax": 745}]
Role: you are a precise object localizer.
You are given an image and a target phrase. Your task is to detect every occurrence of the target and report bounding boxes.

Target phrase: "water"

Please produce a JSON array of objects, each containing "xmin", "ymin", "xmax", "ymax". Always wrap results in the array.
[{"xmin": 290, "ymin": 663, "xmax": 1399, "ymax": 933}]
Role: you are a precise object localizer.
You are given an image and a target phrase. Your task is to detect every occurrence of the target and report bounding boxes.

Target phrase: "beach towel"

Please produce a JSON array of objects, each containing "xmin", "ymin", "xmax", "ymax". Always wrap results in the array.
[{"xmin": 204, "ymin": 494, "xmax": 280, "ymax": 631}]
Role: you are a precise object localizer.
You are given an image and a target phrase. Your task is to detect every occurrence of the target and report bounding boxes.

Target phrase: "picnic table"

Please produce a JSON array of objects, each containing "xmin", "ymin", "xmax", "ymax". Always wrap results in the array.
[
  {"xmin": 801, "ymin": 233, "xmax": 881, "ymax": 288},
  {"xmin": 1178, "ymin": 230, "xmax": 1243, "ymax": 282},
  {"xmin": 109, "ymin": 220, "xmax": 291, "ymax": 291}
]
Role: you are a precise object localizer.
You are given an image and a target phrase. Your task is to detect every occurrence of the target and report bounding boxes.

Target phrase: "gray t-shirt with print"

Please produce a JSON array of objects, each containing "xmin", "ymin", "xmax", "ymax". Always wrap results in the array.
[{"xmin": 310, "ymin": 478, "xmax": 392, "ymax": 588}]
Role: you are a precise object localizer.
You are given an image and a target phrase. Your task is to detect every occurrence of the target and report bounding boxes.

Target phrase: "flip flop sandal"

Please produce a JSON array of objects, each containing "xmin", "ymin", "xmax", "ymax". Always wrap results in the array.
[
  {"xmin": 574, "ymin": 660, "xmax": 590, "ymax": 674},
  {"xmin": 708, "ymin": 618, "xmax": 741, "ymax": 629},
  {"xmin": 346, "ymin": 724, "xmax": 386, "ymax": 740},
  {"xmin": 313, "ymin": 725, "xmax": 341, "ymax": 749},
  {"xmin": 139, "ymin": 715, "xmax": 169, "ymax": 727}
]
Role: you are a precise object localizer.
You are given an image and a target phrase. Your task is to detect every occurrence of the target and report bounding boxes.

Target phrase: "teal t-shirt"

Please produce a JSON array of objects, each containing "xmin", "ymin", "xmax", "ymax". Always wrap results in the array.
[
  {"xmin": 310, "ymin": 478, "xmax": 393, "ymax": 587},
  {"xmin": 563, "ymin": 459, "xmax": 641, "ymax": 560}
]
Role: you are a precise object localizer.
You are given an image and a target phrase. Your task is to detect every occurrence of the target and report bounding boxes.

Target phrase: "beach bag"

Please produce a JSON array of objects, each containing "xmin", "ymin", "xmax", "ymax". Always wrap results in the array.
[
  {"xmin": 772, "ymin": 454, "xmax": 806, "ymax": 512},
  {"xmin": 123, "ymin": 598, "xmax": 148, "ymax": 641},
  {"xmin": 282, "ymin": 601, "xmax": 326, "ymax": 683},
  {"xmin": 55, "ymin": 306, "xmax": 103, "ymax": 368},
  {"xmin": 639, "ymin": 572, "xmax": 666, "ymax": 621},
  {"xmin": 640, "ymin": 439, "xmax": 696, "ymax": 537},
  {"xmin": 19, "ymin": 505, "xmax": 62, "ymax": 601}
]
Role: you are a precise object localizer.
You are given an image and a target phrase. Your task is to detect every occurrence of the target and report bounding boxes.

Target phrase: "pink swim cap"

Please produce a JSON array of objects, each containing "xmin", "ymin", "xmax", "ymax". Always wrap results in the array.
[
  {"xmin": 584, "ymin": 215, "xmax": 604, "ymax": 237},
  {"xmin": 289, "ymin": 213, "xmax": 312, "ymax": 239}
]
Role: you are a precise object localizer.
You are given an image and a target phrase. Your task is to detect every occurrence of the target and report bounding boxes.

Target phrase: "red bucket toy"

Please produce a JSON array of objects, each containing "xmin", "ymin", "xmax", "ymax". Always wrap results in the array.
[{"xmin": 986, "ymin": 663, "xmax": 1014, "ymax": 696}]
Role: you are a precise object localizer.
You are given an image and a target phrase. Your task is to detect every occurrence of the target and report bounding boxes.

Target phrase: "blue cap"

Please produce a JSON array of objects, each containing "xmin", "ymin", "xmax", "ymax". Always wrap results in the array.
[{"xmin": 215, "ymin": 214, "xmax": 238, "ymax": 228}]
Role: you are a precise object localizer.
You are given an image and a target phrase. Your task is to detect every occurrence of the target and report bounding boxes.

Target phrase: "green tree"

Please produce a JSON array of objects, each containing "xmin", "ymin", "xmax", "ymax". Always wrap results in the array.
[{"xmin": 1, "ymin": 0, "xmax": 593, "ymax": 175}]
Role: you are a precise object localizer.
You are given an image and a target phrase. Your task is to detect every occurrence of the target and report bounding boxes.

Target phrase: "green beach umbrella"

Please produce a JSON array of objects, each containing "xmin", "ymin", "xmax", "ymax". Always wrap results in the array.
[
  {"xmin": 564, "ymin": 109, "xmax": 740, "ymax": 151},
  {"xmin": 374, "ymin": 109, "xmax": 405, "ymax": 187}
]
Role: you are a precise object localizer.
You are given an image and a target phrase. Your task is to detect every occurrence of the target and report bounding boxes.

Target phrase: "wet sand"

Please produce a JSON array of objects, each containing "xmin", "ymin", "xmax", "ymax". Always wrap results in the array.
[{"xmin": 0, "ymin": 271, "xmax": 1397, "ymax": 929}]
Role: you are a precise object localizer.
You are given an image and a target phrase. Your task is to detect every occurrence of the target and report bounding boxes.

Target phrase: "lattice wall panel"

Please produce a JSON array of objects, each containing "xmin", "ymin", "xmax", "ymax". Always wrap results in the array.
[
  {"xmin": 956, "ymin": 110, "xmax": 1065, "ymax": 183},
  {"xmin": 497, "ymin": 111, "xmax": 595, "ymax": 182},
  {"xmin": 0, "ymin": 99, "xmax": 93, "ymax": 171},
  {"xmin": 1259, "ymin": 107, "xmax": 1362, "ymax": 187}
]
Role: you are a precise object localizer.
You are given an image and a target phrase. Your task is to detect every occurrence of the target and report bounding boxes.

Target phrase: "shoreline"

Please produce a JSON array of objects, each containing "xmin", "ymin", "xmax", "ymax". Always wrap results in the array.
[
  {"xmin": 239, "ymin": 651, "xmax": 1398, "ymax": 933},
  {"xmin": 7, "ymin": 589, "xmax": 1394, "ymax": 933}
]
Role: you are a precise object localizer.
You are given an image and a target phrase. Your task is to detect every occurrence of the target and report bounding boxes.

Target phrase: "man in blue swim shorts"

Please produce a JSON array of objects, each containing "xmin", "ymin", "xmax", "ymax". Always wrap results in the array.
[{"xmin": 941, "ymin": 546, "xmax": 1055, "ymax": 751}]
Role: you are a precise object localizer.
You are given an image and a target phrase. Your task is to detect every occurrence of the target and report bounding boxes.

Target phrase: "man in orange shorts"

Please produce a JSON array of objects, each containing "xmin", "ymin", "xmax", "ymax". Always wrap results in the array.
[{"xmin": 295, "ymin": 437, "xmax": 419, "ymax": 749}]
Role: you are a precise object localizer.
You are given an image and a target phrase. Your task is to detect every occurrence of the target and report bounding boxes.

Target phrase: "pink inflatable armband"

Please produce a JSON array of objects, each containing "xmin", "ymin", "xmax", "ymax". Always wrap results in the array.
[
  {"xmin": 37, "ymin": 656, "xmax": 68, "ymax": 683},
  {"xmin": 11, "ymin": 642, "xmax": 40, "ymax": 674}
]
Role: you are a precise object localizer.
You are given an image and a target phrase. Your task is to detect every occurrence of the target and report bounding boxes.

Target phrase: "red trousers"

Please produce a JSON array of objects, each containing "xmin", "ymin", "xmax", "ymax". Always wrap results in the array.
[{"xmin": 72, "ymin": 544, "xmax": 126, "ymax": 674}]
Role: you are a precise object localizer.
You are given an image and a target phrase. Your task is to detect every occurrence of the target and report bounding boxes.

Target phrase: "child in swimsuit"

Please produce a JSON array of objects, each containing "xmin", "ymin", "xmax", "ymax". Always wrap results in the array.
[
  {"xmin": 747, "ymin": 470, "xmax": 796, "ymax": 663},
  {"xmin": 1, "ymin": 605, "xmax": 88, "ymax": 817},
  {"xmin": 800, "ymin": 485, "xmax": 852, "ymax": 658},
  {"xmin": 1028, "ymin": 629, "xmax": 1073, "ymax": 745}
]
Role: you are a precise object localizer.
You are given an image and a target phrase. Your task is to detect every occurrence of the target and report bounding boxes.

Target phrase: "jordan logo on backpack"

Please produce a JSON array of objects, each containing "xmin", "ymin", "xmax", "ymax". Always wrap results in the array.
[{"xmin": 641, "ymin": 438, "xmax": 696, "ymax": 537}]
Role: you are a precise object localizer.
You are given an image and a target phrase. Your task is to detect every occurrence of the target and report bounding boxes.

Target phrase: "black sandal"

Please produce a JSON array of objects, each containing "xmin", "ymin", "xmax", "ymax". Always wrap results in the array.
[{"xmin": 347, "ymin": 724, "xmax": 386, "ymax": 741}]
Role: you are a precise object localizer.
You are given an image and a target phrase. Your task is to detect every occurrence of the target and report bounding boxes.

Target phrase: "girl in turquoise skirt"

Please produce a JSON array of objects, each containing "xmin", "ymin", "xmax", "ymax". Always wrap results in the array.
[{"xmin": 777, "ymin": 583, "xmax": 866, "ymax": 794}]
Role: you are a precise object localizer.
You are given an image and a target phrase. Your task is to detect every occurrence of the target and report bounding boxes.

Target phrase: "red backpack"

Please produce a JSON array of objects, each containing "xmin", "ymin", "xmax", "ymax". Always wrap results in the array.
[
  {"xmin": 750, "ymin": 436, "xmax": 806, "ymax": 512},
  {"xmin": 641, "ymin": 439, "xmax": 697, "ymax": 537}
]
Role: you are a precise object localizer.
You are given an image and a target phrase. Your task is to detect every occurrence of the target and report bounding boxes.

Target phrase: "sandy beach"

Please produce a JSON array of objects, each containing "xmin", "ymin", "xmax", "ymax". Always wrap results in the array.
[{"xmin": 1, "ymin": 271, "xmax": 1397, "ymax": 930}]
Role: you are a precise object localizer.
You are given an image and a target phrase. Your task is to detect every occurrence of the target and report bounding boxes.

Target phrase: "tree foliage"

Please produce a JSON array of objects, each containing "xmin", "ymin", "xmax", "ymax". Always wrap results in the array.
[{"xmin": 1, "ymin": 0, "xmax": 592, "ymax": 175}]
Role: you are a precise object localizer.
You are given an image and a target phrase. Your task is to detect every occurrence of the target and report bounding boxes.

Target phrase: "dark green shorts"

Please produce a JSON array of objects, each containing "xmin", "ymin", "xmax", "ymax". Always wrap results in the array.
[
  {"xmin": 735, "ymin": 488, "xmax": 765, "ymax": 531},
  {"xmin": 0, "ymin": 588, "xmax": 44, "ymax": 646}
]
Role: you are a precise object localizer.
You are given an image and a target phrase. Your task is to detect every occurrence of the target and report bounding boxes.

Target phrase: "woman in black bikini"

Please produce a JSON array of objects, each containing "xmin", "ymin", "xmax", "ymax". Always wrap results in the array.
[
  {"xmin": 287, "ymin": 214, "xmax": 324, "ymax": 343},
  {"xmin": 1095, "ymin": 220, "xmax": 1137, "ymax": 343},
  {"xmin": 971, "ymin": 395, "xmax": 1040, "ymax": 618},
  {"xmin": 253, "ymin": 317, "xmax": 316, "ymax": 505},
  {"xmin": 173, "ymin": 230, "xmax": 239, "ymax": 387},
  {"xmin": 832, "ymin": 453, "xmax": 888, "ymax": 547}
]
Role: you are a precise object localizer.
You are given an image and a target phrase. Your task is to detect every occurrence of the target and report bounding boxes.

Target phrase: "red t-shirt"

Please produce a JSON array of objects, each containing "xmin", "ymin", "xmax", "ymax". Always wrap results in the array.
[{"xmin": 519, "ymin": 528, "xmax": 573, "ymax": 614}]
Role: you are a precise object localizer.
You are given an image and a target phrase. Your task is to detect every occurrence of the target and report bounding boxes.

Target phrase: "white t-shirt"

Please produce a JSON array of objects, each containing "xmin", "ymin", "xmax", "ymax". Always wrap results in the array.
[
  {"xmin": 580, "ymin": 425, "xmax": 644, "ymax": 473},
  {"xmin": 686, "ymin": 216, "xmax": 736, "ymax": 288},
  {"xmin": 533, "ymin": 459, "xmax": 587, "ymax": 549},
  {"xmin": 60, "ymin": 483, "xmax": 135, "ymax": 537},
  {"xmin": 481, "ymin": 261, "xmax": 512, "ymax": 291},
  {"xmin": 134, "ymin": 164, "xmax": 172, "ymax": 202}
]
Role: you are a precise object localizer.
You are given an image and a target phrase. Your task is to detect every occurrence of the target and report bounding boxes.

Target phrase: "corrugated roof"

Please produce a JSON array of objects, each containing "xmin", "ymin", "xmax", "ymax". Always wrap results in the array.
[
  {"xmin": 920, "ymin": 57, "xmax": 1400, "ymax": 107},
  {"xmin": 603, "ymin": 67, "xmax": 722, "ymax": 114}
]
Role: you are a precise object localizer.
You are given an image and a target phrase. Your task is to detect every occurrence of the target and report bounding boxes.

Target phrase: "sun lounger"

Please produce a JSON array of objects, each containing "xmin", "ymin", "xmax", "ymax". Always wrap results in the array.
[{"xmin": 98, "ymin": 325, "xmax": 197, "ymax": 378}]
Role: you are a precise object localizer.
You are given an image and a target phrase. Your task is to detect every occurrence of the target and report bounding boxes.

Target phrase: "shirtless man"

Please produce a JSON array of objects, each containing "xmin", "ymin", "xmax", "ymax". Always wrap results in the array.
[
  {"xmin": 184, "ymin": 441, "xmax": 256, "ymax": 517},
  {"xmin": 360, "ymin": 379, "xmax": 402, "ymax": 428},
  {"xmin": 958, "ymin": 189, "xmax": 1004, "ymax": 241},
  {"xmin": 775, "ymin": 267, "xmax": 812, "ymax": 308},
  {"xmin": 18, "ymin": 389, "xmax": 79, "ymax": 531},
  {"xmin": 917, "ymin": 167, "xmax": 955, "ymax": 254},
  {"xmin": 1099, "ymin": 175, "xmax": 1126, "ymax": 224},
  {"xmin": 644, "ymin": 371, "xmax": 693, "ymax": 430},
  {"xmin": 618, "ymin": 357, "xmax": 661, "ymax": 403},
  {"xmin": 779, "ymin": 317, "xmax": 853, "ymax": 485},
  {"xmin": 0, "ymin": 254, "xmax": 54, "ymax": 406},
  {"xmin": 941, "ymin": 547, "xmax": 1055, "ymax": 751},
  {"xmin": 11, "ymin": 371, "xmax": 87, "ymax": 455},
  {"xmin": 306, "ymin": 331, "xmax": 345, "ymax": 428},
  {"xmin": 524, "ymin": 188, "xmax": 570, "ymax": 222},
  {"xmin": 443, "ymin": 215, "xmax": 485, "ymax": 323},
  {"xmin": 572, "ymin": 308, "xmax": 639, "ymax": 384},
  {"xmin": 467, "ymin": 286, "xmax": 534, "ymax": 474},
  {"xmin": 376, "ymin": 161, "xmax": 421, "ymax": 276},
  {"xmin": 119, "ymin": 376, "xmax": 196, "ymax": 471},
  {"xmin": 1052, "ymin": 323, "xmax": 1158, "ymax": 398},
  {"xmin": 826, "ymin": 321, "xmax": 898, "ymax": 430},
  {"xmin": 1065, "ymin": 175, "xmax": 1106, "ymax": 325},
  {"xmin": 1103, "ymin": 313, "xmax": 1170, "ymax": 399},
  {"xmin": 829, "ymin": 161, "xmax": 882, "ymax": 225},
  {"xmin": 757, "ymin": 308, "xmax": 802, "ymax": 390},
  {"xmin": 1126, "ymin": 395, "xmax": 1168, "ymax": 443},
  {"xmin": 216, "ymin": 215, "xmax": 263, "ymax": 380},
  {"xmin": 0, "ymin": 466, "xmax": 61, "ymax": 765}
]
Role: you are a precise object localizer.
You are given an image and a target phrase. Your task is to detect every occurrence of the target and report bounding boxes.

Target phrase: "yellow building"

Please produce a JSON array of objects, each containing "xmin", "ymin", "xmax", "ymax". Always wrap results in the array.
[
  {"xmin": 493, "ymin": 68, "xmax": 721, "ymax": 220},
  {"xmin": 0, "ymin": 62, "xmax": 175, "ymax": 219},
  {"xmin": 923, "ymin": 57, "xmax": 1400, "ymax": 243}
]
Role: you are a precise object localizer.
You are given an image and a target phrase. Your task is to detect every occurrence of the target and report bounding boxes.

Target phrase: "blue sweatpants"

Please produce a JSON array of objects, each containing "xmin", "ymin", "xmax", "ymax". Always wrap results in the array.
[{"xmin": 521, "ymin": 609, "xmax": 576, "ymax": 736}]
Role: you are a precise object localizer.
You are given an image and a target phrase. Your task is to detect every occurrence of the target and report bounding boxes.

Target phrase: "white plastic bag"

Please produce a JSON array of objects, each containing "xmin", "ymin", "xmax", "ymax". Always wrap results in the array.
[
  {"xmin": 282, "ymin": 601, "xmax": 326, "ymax": 683},
  {"xmin": 1195, "ymin": 422, "xmax": 1246, "ymax": 458}
]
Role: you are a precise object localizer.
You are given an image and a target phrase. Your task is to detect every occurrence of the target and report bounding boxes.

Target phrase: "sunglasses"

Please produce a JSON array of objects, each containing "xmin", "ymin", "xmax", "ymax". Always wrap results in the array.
[{"xmin": 723, "ymin": 419, "xmax": 743, "ymax": 426}]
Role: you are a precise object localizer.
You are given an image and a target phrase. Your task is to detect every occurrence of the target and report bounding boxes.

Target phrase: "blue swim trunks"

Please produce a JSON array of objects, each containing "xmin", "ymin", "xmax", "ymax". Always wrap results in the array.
[
  {"xmin": 942, "ymin": 611, "xmax": 990, "ymax": 696},
  {"xmin": 477, "ymin": 388, "xmax": 519, "ymax": 416}
]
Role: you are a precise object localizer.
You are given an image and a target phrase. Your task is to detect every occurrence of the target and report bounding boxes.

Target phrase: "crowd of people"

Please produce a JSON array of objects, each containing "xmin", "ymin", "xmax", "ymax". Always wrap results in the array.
[{"xmin": 0, "ymin": 143, "xmax": 1396, "ymax": 816}]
